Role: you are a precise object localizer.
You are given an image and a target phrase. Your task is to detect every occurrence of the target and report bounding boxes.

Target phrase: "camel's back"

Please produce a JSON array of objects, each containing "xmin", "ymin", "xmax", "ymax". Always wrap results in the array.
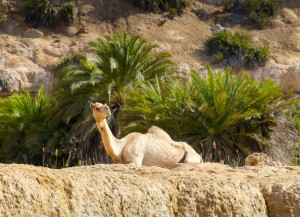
[
  {"xmin": 147, "ymin": 126, "xmax": 173, "ymax": 141},
  {"xmin": 137, "ymin": 126, "xmax": 185, "ymax": 167}
]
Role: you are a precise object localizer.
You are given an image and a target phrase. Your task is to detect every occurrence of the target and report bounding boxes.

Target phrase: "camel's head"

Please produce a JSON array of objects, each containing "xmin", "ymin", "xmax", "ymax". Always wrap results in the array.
[{"xmin": 90, "ymin": 102, "xmax": 111, "ymax": 121}]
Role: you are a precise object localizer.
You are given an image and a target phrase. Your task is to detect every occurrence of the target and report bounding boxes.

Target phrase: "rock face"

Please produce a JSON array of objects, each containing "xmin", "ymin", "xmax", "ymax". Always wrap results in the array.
[
  {"xmin": 265, "ymin": 116, "xmax": 299, "ymax": 165},
  {"xmin": 0, "ymin": 163, "xmax": 299, "ymax": 217},
  {"xmin": 0, "ymin": 0, "xmax": 300, "ymax": 94}
]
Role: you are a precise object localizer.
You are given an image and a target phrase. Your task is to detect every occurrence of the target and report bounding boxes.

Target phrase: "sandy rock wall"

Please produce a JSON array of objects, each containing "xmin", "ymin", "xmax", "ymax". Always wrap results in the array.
[
  {"xmin": 1, "ymin": 0, "xmax": 300, "ymax": 95},
  {"xmin": 0, "ymin": 163, "xmax": 299, "ymax": 217}
]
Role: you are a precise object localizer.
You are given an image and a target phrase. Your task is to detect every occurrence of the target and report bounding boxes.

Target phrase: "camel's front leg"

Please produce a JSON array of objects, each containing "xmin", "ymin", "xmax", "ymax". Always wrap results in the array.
[{"xmin": 132, "ymin": 155, "xmax": 144, "ymax": 167}]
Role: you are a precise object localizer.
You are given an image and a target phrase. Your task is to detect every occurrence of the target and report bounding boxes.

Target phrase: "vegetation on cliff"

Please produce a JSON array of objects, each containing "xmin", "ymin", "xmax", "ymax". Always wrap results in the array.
[
  {"xmin": 223, "ymin": 0, "xmax": 279, "ymax": 29},
  {"xmin": 22, "ymin": 0, "xmax": 77, "ymax": 27},
  {"xmin": 131, "ymin": 0, "xmax": 189, "ymax": 15},
  {"xmin": 205, "ymin": 30, "xmax": 269, "ymax": 69}
]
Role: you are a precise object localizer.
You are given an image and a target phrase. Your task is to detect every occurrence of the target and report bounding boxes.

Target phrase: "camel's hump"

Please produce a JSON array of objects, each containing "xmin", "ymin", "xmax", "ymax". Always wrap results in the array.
[{"xmin": 147, "ymin": 126, "xmax": 172, "ymax": 139}]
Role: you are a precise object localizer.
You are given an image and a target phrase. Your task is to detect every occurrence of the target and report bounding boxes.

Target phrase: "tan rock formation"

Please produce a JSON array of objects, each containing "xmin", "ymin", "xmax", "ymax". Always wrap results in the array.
[
  {"xmin": 245, "ymin": 152, "xmax": 283, "ymax": 166},
  {"xmin": 23, "ymin": 28, "xmax": 44, "ymax": 38},
  {"xmin": 0, "ymin": 163, "xmax": 299, "ymax": 217}
]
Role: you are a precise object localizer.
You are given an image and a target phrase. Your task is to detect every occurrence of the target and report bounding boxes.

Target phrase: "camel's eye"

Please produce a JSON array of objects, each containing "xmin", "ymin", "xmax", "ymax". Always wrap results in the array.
[{"xmin": 96, "ymin": 108, "xmax": 100, "ymax": 111}]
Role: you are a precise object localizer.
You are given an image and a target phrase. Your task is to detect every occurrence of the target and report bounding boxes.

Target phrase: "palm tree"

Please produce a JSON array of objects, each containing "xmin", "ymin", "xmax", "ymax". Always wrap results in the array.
[
  {"xmin": 52, "ymin": 33, "xmax": 176, "ymax": 165},
  {"xmin": 0, "ymin": 87, "xmax": 63, "ymax": 164},
  {"xmin": 119, "ymin": 66, "xmax": 296, "ymax": 165}
]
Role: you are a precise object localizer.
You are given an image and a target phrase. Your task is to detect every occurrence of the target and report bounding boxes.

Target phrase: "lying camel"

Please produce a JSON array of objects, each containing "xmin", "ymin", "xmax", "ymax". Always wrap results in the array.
[{"xmin": 90, "ymin": 102, "xmax": 203, "ymax": 167}]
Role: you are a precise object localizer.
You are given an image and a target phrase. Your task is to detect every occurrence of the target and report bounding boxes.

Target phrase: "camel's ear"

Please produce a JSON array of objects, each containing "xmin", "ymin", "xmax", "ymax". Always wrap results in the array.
[
  {"xmin": 104, "ymin": 103, "xmax": 107, "ymax": 106},
  {"xmin": 90, "ymin": 102, "xmax": 95, "ymax": 110}
]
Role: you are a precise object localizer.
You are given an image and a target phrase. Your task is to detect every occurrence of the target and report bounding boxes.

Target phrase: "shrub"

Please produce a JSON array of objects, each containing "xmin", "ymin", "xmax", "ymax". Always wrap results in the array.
[
  {"xmin": 61, "ymin": 2, "xmax": 76, "ymax": 26},
  {"xmin": 22, "ymin": 0, "xmax": 57, "ymax": 27},
  {"xmin": 131, "ymin": 0, "xmax": 189, "ymax": 15},
  {"xmin": 0, "ymin": 87, "xmax": 64, "ymax": 164},
  {"xmin": 119, "ymin": 66, "xmax": 296, "ymax": 165},
  {"xmin": 224, "ymin": 0, "xmax": 279, "ymax": 29},
  {"xmin": 205, "ymin": 30, "xmax": 269, "ymax": 69}
]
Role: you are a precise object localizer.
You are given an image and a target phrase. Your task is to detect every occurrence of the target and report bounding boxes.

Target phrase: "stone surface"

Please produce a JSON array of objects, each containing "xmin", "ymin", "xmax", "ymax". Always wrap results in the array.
[
  {"xmin": 0, "ymin": 163, "xmax": 299, "ymax": 217},
  {"xmin": 281, "ymin": 8, "xmax": 299, "ymax": 24},
  {"xmin": 245, "ymin": 153, "xmax": 283, "ymax": 166},
  {"xmin": 265, "ymin": 116, "xmax": 299, "ymax": 165},
  {"xmin": 23, "ymin": 28, "xmax": 44, "ymax": 38}
]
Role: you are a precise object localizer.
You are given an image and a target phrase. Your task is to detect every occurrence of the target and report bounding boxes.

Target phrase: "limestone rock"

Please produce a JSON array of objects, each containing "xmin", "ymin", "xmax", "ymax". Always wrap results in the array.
[
  {"xmin": 260, "ymin": 181, "xmax": 300, "ymax": 217},
  {"xmin": 251, "ymin": 63, "xmax": 300, "ymax": 93},
  {"xmin": 210, "ymin": 24, "xmax": 224, "ymax": 33},
  {"xmin": 282, "ymin": 65, "xmax": 300, "ymax": 92},
  {"xmin": 23, "ymin": 28, "xmax": 44, "ymax": 38},
  {"xmin": 0, "ymin": 63, "xmax": 51, "ymax": 94},
  {"xmin": 245, "ymin": 153, "xmax": 283, "ymax": 166},
  {"xmin": 1, "ymin": 163, "xmax": 300, "ymax": 217},
  {"xmin": 281, "ymin": 8, "xmax": 299, "ymax": 24},
  {"xmin": 265, "ymin": 116, "xmax": 299, "ymax": 165}
]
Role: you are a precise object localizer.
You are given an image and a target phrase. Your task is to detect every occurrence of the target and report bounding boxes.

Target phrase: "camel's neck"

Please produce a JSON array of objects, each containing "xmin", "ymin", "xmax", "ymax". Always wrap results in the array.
[{"xmin": 96, "ymin": 118, "xmax": 123, "ymax": 159}]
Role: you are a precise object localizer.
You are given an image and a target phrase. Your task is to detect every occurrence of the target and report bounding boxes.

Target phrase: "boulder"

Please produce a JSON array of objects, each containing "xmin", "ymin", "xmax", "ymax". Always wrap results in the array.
[
  {"xmin": 245, "ymin": 153, "xmax": 283, "ymax": 166},
  {"xmin": 251, "ymin": 63, "xmax": 300, "ymax": 93},
  {"xmin": 281, "ymin": 8, "xmax": 299, "ymax": 24},
  {"xmin": 23, "ymin": 29, "xmax": 44, "ymax": 38}
]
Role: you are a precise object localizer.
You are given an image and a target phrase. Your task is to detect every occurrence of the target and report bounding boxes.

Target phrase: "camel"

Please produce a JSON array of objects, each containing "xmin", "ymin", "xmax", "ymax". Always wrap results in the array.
[{"xmin": 90, "ymin": 102, "xmax": 203, "ymax": 167}]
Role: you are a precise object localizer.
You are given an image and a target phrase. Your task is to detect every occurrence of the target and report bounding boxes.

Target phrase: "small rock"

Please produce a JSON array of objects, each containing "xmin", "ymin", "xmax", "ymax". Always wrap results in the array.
[
  {"xmin": 23, "ymin": 29, "xmax": 44, "ymax": 38},
  {"xmin": 76, "ymin": 27, "xmax": 89, "ymax": 34},
  {"xmin": 245, "ymin": 153, "xmax": 283, "ymax": 166},
  {"xmin": 210, "ymin": 24, "xmax": 224, "ymax": 33},
  {"xmin": 158, "ymin": 19, "xmax": 167, "ymax": 27},
  {"xmin": 43, "ymin": 43, "xmax": 70, "ymax": 57}
]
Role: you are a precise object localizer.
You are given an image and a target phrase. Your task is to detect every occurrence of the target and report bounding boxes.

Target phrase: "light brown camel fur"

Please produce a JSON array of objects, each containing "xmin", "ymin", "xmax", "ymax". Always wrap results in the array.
[{"xmin": 90, "ymin": 102, "xmax": 203, "ymax": 168}]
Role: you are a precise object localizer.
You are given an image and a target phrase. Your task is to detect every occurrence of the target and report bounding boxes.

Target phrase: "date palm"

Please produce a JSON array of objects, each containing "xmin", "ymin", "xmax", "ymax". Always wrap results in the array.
[
  {"xmin": 52, "ymin": 33, "xmax": 176, "ymax": 164},
  {"xmin": 0, "ymin": 87, "xmax": 63, "ymax": 164}
]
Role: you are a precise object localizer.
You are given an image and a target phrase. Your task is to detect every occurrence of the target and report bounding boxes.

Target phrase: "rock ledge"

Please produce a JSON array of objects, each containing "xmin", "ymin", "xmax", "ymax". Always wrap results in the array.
[{"xmin": 0, "ymin": 163, "xmax": 299, "ymax": 217}]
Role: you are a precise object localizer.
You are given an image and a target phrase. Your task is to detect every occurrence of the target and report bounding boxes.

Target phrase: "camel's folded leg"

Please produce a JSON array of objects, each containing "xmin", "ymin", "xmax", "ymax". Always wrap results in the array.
[{"xmin": 184, "ymin": 151, "xmax": 203, "ymax": 163}]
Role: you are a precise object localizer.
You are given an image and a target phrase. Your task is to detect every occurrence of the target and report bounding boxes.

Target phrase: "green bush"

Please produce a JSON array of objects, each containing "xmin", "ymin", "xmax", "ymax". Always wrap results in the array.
[
  {"xmin": 22, "ymin": 0, "xmax": 57, "ymax": 27},
  {"xmin": 205, "ymin": 30, "xmax": 269, "ymax": 69},
  {"xmin": 0, "ymin": 87, "xmax": 66, "ymax": 165},
  {"xmin": 131, "ymin": 0, "xmax": 189, "ymax": 15},
  {"xmin": 283, "ymin": 102, "xmax": 300, "ymax": 132},
  {"xmin": 284, "ymin": 101, "xmax": 300, "ymax": 165},
  {"xmin": 119, "ymin": 66, "xmax": 296, "ymax": 165},
  {"xmin": 61, "ymin": 2, "xmax": 76, "ymax": 26},
  {"xmin": 224, "ymin": 0, "xmax": 279, "ymax": 29}
]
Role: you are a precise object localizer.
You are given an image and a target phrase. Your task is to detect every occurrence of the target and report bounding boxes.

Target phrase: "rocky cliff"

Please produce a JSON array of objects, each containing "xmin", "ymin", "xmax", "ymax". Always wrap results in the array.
[
  {"xmin": 0, "ymin": 163, "xmax": 299, "ymax": 217},
  {"xmin": 1, "ymin": 0, "xmax": 300, "ymax": 96}
]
